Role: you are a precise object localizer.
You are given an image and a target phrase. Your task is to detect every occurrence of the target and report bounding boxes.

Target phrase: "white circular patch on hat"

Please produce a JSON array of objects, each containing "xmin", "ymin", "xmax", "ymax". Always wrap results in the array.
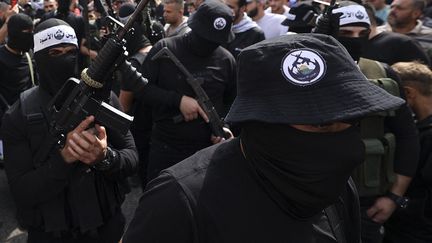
[
  {"xmin": 213, "ymin": 17, "xmax": 226, "ymax": 30},
  {"xmin": 281, "ymin": 49, "xmax": 327, "ymax": 86}
]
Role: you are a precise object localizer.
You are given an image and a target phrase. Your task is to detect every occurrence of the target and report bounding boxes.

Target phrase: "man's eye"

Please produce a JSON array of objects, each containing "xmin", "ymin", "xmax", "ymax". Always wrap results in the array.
[
  {"xmin": 49, "ymin": 50, "xmax": 63, "ymax": 56},
  {"xmin": 66, "ymin": 49, "xmax": 76, "ymax": 55}
]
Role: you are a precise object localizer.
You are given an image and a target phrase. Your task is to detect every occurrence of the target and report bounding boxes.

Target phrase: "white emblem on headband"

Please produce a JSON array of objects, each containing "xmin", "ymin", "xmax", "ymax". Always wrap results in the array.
[
  {"xmin": 34, "ymin": 25, "xmax": 78, "ymax": 53},
  {"xmin": 333, "ymin": 5, "xmax": 370, "ymax": 26},
  {"xmin": 214, "ymin": 17, "xmax": 227, "ymax": 30},
  {"xmin": 281, "ymin": 49, "xmax": 326, "ymax": 86}
]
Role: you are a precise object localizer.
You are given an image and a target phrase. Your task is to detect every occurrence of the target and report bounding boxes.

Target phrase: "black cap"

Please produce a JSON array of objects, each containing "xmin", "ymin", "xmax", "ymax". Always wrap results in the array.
[
  {"xmin": 187, "ymin": 0, "xmax": 235, "ymax": 44},
  {"xmin": 225, "ymin": 34, "xmax": 404, "ymax": 125}
]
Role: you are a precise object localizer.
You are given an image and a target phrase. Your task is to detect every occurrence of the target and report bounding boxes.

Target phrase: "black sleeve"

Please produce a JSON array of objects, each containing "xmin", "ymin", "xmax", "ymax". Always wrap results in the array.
[
  {"xmin": 384, "ymin": 66, "xmax": 420, "ymax": 177},
  {"xmin": 401, "ymin": 38, "xmax": 431, "ymax": 67},
  {"xmin": 103, "ymin": 93, "xmax": 139, "ymax": 179},
  {"xmin": 222, "ymin": 53, "xmax": 237, "ymax": 116},
  {"xmin": 122, "ymin": 172, "xmax": 196, "ymax": 243},
  {"xmin": 254, "ymin": 28, "xmax": 266, "ymax": 43},
  {"xmin": 417, "ymin": 128, "xmax": 432, "ymax": 186},
  {"xmin": 137, "ymin": 43, "xmax": 183, "ymax": 109},
  {"xmin": 1, "ymin": 102, "xmax": 75, "ymax": 208}
]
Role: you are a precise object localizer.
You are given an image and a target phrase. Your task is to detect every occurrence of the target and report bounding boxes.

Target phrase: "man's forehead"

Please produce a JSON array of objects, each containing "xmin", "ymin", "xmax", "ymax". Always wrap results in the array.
[{"xmin": 391, "ymin": 0, "xmax": 412, "ymax": 8}]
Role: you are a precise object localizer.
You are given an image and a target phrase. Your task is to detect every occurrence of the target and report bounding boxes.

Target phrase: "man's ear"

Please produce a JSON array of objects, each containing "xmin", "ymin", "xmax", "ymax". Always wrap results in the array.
[
  {"xmin": 412, "ymin": 8, "xmax": 423, "ymax": 20},
  {"xmin": 403, "ymin": 85, "xmax": 417, "ymax": 99}
]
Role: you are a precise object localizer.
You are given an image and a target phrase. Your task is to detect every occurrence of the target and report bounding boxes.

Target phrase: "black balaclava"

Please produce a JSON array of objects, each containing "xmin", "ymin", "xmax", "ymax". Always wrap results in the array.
[
  {"xmin": 118, "ymin": 3, "xmax": 152, "ymax": 54},
  {"xmin": 184, "ymin": 31, "xmax": 220, "ymax": 57},
  {"xmin": 34, "ymin": 19, "xmax": 78, "ymax": 96},
  {"xmin": 240, "ymin": 122, "xmax": 365, "ymax": 220},
  {"xmin": 7, "ymin": 13, "xmax": 34, "ymax": 53},
  {"xmin": 338, "ymin": 35, "xmax": 368, "ymax": 62}
]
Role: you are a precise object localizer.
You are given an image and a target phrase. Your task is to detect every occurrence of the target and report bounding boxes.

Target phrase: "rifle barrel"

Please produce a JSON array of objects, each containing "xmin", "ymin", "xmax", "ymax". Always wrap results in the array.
[{"xmin": 118, "ymin": 0, "xmax": 150, "ymax": 40}]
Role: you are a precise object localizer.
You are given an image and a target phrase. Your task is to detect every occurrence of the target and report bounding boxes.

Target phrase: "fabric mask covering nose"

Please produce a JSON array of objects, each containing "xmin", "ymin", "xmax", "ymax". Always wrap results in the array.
[
  {"xmin": 35, "ymin": 49, "xmax": 78, "ymax": 96},
  {"xmin": 338, "ymin": 36, "xmax": 368, "ymax": 63},
  {"xmin": 184, "ymin": 31, "xmax": 220, "ymax": 57},
  {"xmin": 240, "ymin": 123, "xmax": 365, "ymax": 220},
  {"xmin": 8, "ymin": 31, "xmax": 34, "ymax": 53}
]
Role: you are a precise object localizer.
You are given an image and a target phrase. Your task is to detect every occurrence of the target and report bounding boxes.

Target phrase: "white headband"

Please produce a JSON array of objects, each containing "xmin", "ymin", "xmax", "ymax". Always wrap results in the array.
[
  {"xmin": 33, "ymin": 25, "xmax": 78, "ymax": 53},
  {"xmin": 333, "ymin": 5, "xmax": 370, "ymax": 27}
]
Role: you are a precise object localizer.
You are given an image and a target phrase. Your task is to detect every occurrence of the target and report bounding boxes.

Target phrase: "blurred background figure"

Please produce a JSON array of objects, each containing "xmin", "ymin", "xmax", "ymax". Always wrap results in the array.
[{"xmin": 163, "ymin": 0, "xmax": 189, "ymax": 37}]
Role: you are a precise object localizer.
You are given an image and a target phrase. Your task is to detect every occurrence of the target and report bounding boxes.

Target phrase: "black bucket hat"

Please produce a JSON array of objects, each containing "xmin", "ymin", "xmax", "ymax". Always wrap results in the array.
[
  {"xmin": 225, "ymin": 34, "xmax": 404, "ymax": 125},
  {"xmin": 187, "ymin": 0, "xmax": 235, "ymax": 44}
]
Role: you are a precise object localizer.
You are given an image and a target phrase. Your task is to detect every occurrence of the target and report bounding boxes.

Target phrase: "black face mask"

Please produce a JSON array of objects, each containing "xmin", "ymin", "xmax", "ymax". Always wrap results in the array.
[
  {"xmin": 338, "ymin": 36, "xmax": 368, "ymax": 63},
  {"xmin": 240, "ymin": 123, "xmax": 365, "ymax": 220},
  {"xmin": 7, "ymin": 31, "xmax": 34, "ymax": 53},
  {"xmin": 35, "ymin": 48, "xmax": 78, "ymax": 95},
  {"xmin": 184, "ymin": 31, "xmax": 220, "ymax": 57}
]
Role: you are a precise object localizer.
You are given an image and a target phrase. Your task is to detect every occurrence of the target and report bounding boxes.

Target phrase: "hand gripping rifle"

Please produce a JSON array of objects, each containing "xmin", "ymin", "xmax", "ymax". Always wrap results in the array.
[
  {"xmin": 313, "ymin": 0, "xmax": 340, "ymax": 37},
  {"xmin": 33, "ymin": 0, "xmax": 150, "ymax": 166},
  {"xmin": 152, "ymin": 47, "xmax": 229, "ymax": 139}
]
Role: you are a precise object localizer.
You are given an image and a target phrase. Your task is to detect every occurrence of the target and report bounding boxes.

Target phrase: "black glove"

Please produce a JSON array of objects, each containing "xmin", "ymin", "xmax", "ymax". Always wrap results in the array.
[{"xmin": 313, "ymin": 5, "xmax": 342, "ymax": 38}]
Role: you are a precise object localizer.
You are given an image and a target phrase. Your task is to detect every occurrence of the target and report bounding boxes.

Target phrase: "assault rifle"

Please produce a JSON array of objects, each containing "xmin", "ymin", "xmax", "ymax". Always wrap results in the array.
[
  {"xmin": 34, "ymin": 0, "xmax": 149, "ymax": 165},
  {"xmin": 313, "ymin": 0, "xmax": 340, "ymax": 37},
  {"xmin": 152, "ymin": 47, "xmax": 229, "ymax": 139}
]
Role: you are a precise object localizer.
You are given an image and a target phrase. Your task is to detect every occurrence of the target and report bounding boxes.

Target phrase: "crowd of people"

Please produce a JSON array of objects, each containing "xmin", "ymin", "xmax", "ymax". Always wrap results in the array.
[{"xmin": 0, "ymin": 0, "xmax": 432, "ymax": 242}]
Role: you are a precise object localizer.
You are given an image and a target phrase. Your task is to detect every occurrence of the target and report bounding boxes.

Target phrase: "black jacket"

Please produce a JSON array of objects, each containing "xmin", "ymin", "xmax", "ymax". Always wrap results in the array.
[
  {"xmin": 225, "ymin": 27, "xmax": 265, "ymax": 58},
  {"xmin": 1, "ymin": 86, "xmax": 138, "ymax": 234},
  {"xmin": 123, "ymin": 138, "xmax": 360, "ymax": 243}
]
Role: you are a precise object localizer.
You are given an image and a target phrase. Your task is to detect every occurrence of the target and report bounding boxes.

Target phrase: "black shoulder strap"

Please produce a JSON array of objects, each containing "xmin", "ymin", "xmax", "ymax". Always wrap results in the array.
[
  {"xmin": 20, "ymin": 87, "xmax": 55, "ymax": 167},
  {"xmin": 20, "ymin": 87, "xmax": 45, "ymax": 120},
  {"xmin": 324, "ymin": 177, "xmax": 361, "ymax": 243},
  {"xmin": 324, "ymin": 204, "xmax": 347, "ymax": 243}
]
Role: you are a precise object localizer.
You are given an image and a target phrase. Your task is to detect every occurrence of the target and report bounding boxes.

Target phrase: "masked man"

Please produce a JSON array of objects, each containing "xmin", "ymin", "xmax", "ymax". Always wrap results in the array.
[
  {"xmin": 132, "ymin": 0, "xmax": 236, "ymax": 182},
  {"xmin": 1, "ymin": 19, "xmax": 138, "ymax": 243},
  {"xmin": 122, "ymin": 33, "xmax": 404, "ymax": 243},
  {"xmin": 0, "ymin": 13, "xmax": 34, "ymax": 120}
]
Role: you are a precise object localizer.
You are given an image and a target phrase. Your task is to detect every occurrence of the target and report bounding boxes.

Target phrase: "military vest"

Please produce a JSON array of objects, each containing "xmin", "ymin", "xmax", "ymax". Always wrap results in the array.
[{"xmin": 353, "ymin": 58, "xmax": 400, "ymax": 197}]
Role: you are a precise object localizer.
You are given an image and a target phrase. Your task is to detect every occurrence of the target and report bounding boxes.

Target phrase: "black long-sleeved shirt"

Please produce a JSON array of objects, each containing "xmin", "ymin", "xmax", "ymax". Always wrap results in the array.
[
  {"xmin": 364, "ymin": 31, "xmax": 431, "ymax": 67},
  {"xmin": 0, "ymin": 45, "xmax": 33, "ymax": 106},
  {"xmin": 383, "ymin": 66, "xmax": 420, "ymax": 177},
  {"xmin": 139, "ymin": 35, "xmax": 236, "ymax": 147},
  {"xmin": 384, "ymin": 115, "xmax": 432, "ymax": 241},
  {"xmin": 1, "ymin": 86, "xmax": 138, "ymax": 232}
]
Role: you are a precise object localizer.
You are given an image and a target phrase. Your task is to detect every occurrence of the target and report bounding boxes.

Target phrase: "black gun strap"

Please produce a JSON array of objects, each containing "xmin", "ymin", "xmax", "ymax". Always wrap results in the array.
[
  {"xmin": 324, "ymin": 203, "xmax": 347, "ymax": 243},
  {"xmin": 20, "ymin": 87, "xmax": 59, "ymax": 166}
]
